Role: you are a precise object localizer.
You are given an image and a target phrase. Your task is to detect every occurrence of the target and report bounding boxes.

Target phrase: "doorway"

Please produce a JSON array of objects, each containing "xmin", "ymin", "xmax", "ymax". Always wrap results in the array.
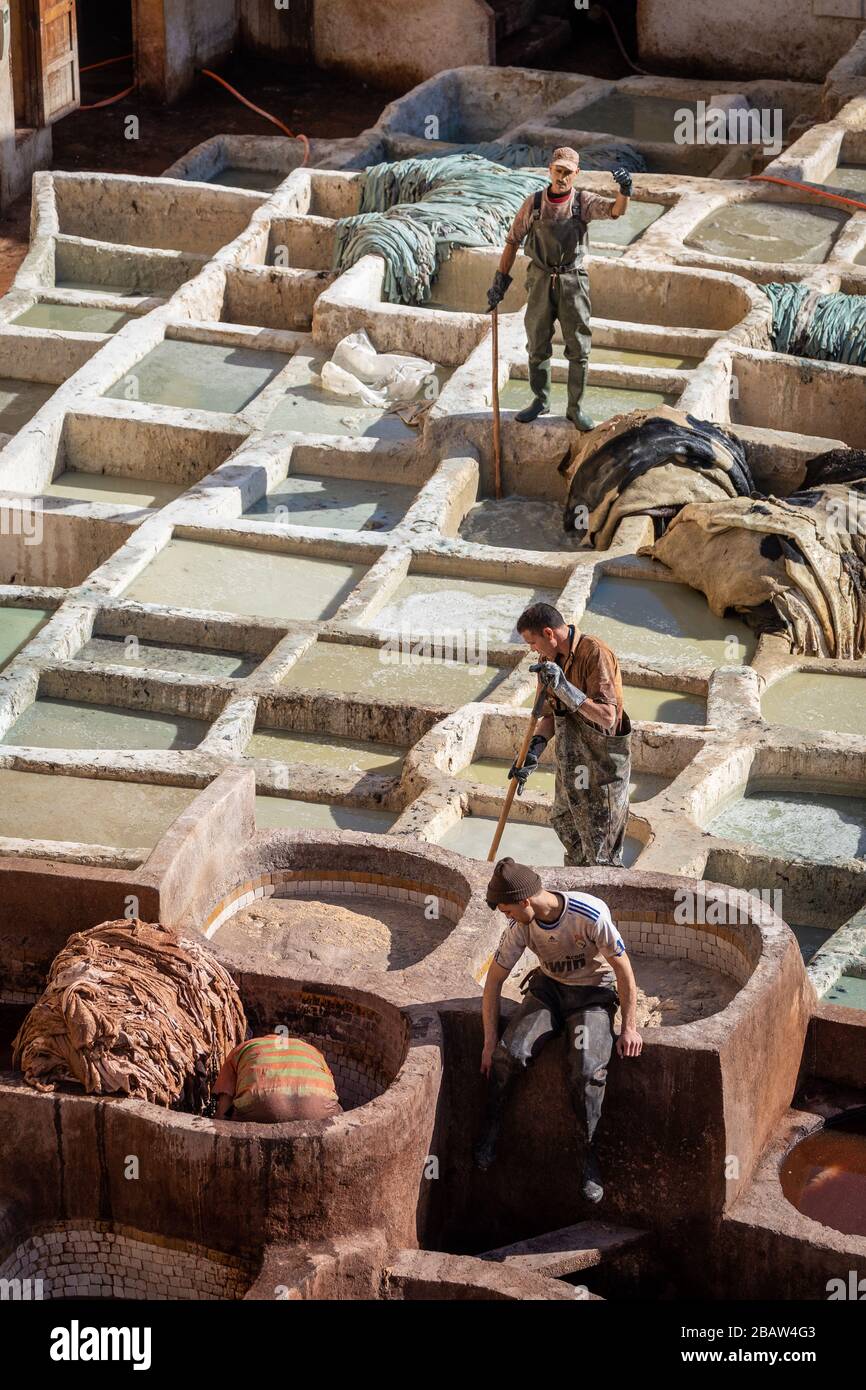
[{"xmin": 75, "ymin": 0, "xmax": 134, "ymax": 104}]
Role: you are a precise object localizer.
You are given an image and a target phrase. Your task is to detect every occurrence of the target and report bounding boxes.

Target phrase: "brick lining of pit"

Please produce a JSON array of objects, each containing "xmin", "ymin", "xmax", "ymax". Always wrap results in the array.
[{"xmin": 0, "ymin": 1222, "xmax": 253, "ymax": 1301}]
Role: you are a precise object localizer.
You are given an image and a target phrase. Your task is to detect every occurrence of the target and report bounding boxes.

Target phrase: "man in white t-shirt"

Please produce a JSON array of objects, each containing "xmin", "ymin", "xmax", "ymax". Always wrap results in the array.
[{"xmin": 475, "ymin": 857, "xmax": 642, "ymax": 1203}]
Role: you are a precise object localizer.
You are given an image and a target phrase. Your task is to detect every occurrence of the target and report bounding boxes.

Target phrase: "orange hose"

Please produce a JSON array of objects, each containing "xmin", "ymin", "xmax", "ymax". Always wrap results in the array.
[
  {"xmin": 80, "ymin": 84, "xmax": 135, "ymax": 110},
  {"xmin": 200, "ymin": 69, "xmax": 309, "ymax": 165},
  {"xmin": 750, "ymin": 173, "xmax": 866, "ymax": 214},
  {"xmin": 80, "ymin": 52, "xmax": 133, "ymax": 73}
]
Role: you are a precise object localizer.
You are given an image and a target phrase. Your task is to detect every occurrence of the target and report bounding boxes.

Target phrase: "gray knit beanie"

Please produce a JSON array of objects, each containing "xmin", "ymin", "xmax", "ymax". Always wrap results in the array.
[{"xmin": 486, "ymin": 857, "xmax": 543, "ymax": 909}]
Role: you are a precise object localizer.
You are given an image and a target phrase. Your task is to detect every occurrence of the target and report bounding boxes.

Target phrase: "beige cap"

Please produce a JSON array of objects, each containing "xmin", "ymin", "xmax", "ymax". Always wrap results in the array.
[{"xmin": 551, "ymin": 146, "xmax": 581, "ymax": 171}]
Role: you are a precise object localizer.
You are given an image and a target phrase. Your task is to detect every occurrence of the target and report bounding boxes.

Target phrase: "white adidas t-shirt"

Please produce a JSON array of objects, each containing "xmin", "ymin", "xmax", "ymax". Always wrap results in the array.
[{"xmin": 493, "ymin": 890, "xmax": 626, "ymax": 987}]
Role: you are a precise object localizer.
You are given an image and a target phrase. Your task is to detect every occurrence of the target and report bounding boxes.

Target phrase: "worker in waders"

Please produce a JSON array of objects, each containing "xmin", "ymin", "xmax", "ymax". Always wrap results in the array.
[
  {"xmin": 475, "ymin": 857, "xmax": 642, "ymax": 1200},
  {"xmin": 512, "ymin": 602, "xmax": 631, "ymax": 867},
  {"xmin": 487, "ymin": 147, "xmax": 632, "ymax": 429}
]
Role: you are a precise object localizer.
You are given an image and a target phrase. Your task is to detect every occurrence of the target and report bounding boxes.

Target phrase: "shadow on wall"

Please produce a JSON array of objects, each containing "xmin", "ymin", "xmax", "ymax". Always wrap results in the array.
[{"xmin": 422, "ymin": 1001, "xmax": 728, "ymax": 1268}]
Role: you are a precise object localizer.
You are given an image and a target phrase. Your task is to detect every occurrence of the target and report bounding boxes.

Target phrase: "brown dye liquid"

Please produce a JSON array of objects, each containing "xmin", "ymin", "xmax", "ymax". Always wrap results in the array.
[{"xmin": 781, "ymin": 1115, "xmax": 866, "ymax": 1238}]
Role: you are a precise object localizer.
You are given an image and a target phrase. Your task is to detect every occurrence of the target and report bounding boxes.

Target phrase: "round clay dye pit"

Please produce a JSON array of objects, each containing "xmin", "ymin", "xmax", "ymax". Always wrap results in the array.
[
  {"xmin": 781, "ymin": 1109, "xmax": 866, "ymax": 1239},
  {"xmin": 241, "ymin": 981, "xmax": 410, "ymax": 1112},
  {"xmin": 0, "ymin": 1224, "xmax": 253, "ymax": 1300},
  {"xmin": 216, "ymin": 891, "xmax": 452, "ymax": 971},
  {"xmin": 207, "ymin": 865, "xmax": 465, "ymax": 974}
]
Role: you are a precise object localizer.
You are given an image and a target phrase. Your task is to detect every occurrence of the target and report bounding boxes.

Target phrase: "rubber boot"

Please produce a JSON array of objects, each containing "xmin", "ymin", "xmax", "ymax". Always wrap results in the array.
[
  {"xmin": 566, "ymin": 357, "xmax": 594, "ymax": 432},
  {"xmin": 474, "ymin": 1066, "xmax": 514, "ymax": 1170},
  {"xmin": 517, "ymin": 354, "xmax": 552, "ymax": 423},
  {"xmin": 515, "ymin": 397, "xmax": 548, "ymax": 424},
  {"xmin": 581, "ymin": 1145, "xmax": 604, "ymax": 1204},
  {"xmin": 474, "ymin": 1130, "xmax": 499, "ymax": 1172}
]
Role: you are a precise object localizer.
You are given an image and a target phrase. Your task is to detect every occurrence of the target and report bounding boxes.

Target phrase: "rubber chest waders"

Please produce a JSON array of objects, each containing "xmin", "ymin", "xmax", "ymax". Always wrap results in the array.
[
  {"xmin": 523, "ymin": 189, "xmax": 593, "ymax": 419},
  {"xmin": 548, "ymin": 632, "xmax": 632, "ymax": 866}
]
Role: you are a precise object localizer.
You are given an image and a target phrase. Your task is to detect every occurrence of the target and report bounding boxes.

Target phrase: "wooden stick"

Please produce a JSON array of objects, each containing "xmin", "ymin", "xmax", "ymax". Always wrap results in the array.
[
  {"xmin": 487, "ymin": 686, "xmax": 548, "ymax": 862},
  {"xmin": 491, "ymin": 306, "xmax": 503, "ymax": 500}
]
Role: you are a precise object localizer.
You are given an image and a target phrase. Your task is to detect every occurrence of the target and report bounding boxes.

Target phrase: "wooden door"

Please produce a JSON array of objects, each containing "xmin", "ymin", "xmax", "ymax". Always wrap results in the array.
[{"xmin": 29, "ymin": 0, "xmax": 80, "ymax": 125}]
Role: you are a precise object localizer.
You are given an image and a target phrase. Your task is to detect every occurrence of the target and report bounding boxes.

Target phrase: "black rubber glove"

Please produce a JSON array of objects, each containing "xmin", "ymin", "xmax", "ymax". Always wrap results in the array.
[
  {"xmin": 530, "ymin": 660, "xmax": 587, "ymax": 713},
  {"xmin": 509, "ymin": 733, "xmax": 548, "ymax": 796},
  {"xmin": 487, "ymin": 270, "xmax": 513, "ymax": 311},
  {"xmin": 612, "ymin": 166, "xmax": 633, "ymax": 197}
]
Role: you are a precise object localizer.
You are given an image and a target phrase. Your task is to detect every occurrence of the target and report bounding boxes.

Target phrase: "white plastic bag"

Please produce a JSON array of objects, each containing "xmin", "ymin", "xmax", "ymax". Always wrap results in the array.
[
  {"xmin": 331, "ymin": 330, "xmax": 383, "ymax": 383},
  {"xmin": 320, "ymin": 359, "xmax": 386, "ymax": 406},
  {"xmin": 322, "ymin": 330, "xmax": 434, "ymax": 405}
]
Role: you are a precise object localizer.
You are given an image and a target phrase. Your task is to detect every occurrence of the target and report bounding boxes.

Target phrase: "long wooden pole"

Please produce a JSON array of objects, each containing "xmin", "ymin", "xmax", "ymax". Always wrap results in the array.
[
  {"xmin": 487, "ymin": 685, "xmax": 548, "ymax": 862},
  {"xmin": 491, "ymin": 306, "xmax": 503, "ymax": 500}
]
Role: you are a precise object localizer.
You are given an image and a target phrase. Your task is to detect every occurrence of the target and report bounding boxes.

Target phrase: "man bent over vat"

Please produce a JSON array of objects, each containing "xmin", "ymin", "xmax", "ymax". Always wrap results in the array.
[{"xmin": 215, "ymin": 1030, "xmax": 343, "ymax": 1123}]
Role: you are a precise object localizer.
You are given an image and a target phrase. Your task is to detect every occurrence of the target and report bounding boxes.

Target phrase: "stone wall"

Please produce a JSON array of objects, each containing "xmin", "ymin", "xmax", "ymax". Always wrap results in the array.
[
  {"xmin": 637, "ymin": 0, "xmax": 864, "ymax": 82},
  {"xmin": 313, "ymin": 0, "xmax": 495, "ymax": 90},
  {"xmin": 0, "ymin": 3, "xmax": 52, "ymax": 213},
  {"xmin": 240, "ymin": 0, "xmax": 314, "ymax": 61},
  {"xmin": 0, "ymin": 1223, "xmax": 252, "ymax": 1300},
  {"xmin": 136, "ymin": 0, "xmax": 238, "ymax": 105}
]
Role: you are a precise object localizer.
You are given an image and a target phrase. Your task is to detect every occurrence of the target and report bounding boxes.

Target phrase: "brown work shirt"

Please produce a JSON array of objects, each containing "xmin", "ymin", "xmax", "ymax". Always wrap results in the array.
[
  {"xmin": 505, "ymin": 186, "xmax": 617, "ymax": 249},
  {"xmin": 540, "ymin": 626, "xmax": 624, "ymax": 735}
]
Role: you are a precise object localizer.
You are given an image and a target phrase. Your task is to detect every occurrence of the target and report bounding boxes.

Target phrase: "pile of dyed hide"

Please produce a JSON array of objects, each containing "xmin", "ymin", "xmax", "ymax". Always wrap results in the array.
[
  {"xmin": 13, "ymin": 920, "xmax": 246, "ymax": 1110},
  {"xmin": 762, "ymin": 282, "xmax": 866, "ymax": 366},
  {"xmin": 562, "ymin": 406, "xmax": 755, "ymax": 548},
  {"xmin": 562, "ymin": 409, "xmax": 866, "ymax": 657},
  {"xmin": 643, "ymin": 450, "xmax": 866, "ymax": 659},
  {"xmin": 333, "ymin": 153, "xmax": 548, "ymax": 303}
]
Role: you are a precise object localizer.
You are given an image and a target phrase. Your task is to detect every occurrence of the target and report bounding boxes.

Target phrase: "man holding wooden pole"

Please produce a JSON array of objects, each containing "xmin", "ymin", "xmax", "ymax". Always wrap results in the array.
[{"xmin": 510, "ymin": 601, "xmax": 631, "ymax": 867}]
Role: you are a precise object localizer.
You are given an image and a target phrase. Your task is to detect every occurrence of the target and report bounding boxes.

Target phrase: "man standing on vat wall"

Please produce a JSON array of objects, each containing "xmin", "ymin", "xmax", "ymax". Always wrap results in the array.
[{"xmin": 486, "ymin": 146, "xmax": 632, "ymax": 429}]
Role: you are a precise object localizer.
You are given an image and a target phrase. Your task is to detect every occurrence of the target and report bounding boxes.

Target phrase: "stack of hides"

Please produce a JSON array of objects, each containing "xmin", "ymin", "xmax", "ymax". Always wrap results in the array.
[
  {"xmin": 644, "ymin": 450, "xmax": 866, "ymax": 658},
  {"xmin": 333, "ymin": 153, "xmax": 548, "ymax": 303},
  {"xmin": 562, "ymin": 406, "xmax": 755, "ymax": 549},
  {"xmin": 13, "ymin": 919, "xmax": 247, "ymax": 1110}
]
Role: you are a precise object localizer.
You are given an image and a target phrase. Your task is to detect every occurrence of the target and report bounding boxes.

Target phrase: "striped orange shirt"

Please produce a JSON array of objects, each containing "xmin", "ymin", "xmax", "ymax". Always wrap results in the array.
[{"xmin": 215, "ymin": 1035, "xmax": 339, "ymax": 1114}]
